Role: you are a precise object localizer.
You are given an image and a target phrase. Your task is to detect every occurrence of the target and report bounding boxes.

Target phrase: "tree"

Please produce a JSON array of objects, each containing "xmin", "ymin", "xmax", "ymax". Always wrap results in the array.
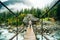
[{"xmin": 56, "ymin": 3, "xmax": 60, "ymax": 20}]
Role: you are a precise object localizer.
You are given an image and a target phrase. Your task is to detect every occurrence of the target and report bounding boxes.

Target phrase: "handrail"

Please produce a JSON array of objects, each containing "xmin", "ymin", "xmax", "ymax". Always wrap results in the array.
[
  {"xmin": 0, "ymin": 1, "xmax": 16, "ymax": 16},
  {"xmin": 9, "ymin": 27, "xmax": 26, "ymax": 40},
  {"xmin": 40, "ymin": 0, "xmax": 60, "ymax": 18},
  {"xmin": 0, "ymin": 1, "xmax": 19, "ymax": 40},
  {"xmin": 40, "ymin": 1, "xmax": 60, "ymax": 40}
]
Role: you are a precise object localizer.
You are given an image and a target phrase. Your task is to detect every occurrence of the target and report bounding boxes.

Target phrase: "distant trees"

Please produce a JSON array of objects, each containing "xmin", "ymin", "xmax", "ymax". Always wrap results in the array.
[
  {"xmin": 0, "ymin": 3, "xmax": 60, "ymax": 26},
  {"xmin": 56, "ymin": 3, "xmax": 60, "ymax": 20}
]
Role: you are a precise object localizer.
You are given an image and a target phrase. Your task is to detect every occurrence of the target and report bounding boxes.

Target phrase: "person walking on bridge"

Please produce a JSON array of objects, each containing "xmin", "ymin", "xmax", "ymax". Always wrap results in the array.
[{"xmin": 28, "ymin": 17, "xmax": 32, "ymax": 28}]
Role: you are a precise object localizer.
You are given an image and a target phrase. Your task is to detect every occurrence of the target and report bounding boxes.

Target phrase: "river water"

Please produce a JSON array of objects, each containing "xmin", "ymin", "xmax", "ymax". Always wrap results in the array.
[
  {"xmin": 0, "ymin": 23, "xmax": 60, "ymax": 40},
  {"xmin": 0, "ymin": 28, "xmax": 60, "ymax": 40}
]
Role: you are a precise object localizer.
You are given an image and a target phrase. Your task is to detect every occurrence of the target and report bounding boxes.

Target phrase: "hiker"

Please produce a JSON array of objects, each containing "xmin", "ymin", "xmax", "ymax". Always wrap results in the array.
[{"xmin": 28, "ymin": 17, "xmax": 32, "ymax": 28}]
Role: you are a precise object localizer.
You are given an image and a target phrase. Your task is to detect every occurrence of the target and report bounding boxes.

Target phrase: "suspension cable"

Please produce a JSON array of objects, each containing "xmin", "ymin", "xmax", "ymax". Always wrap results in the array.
[{"xmin": 40, "ymin": 0, "xmax": 60, "ymax": 18}]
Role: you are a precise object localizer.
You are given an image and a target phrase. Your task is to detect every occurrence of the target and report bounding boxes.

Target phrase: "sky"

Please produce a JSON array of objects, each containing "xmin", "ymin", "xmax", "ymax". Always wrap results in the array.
[
  {"xmin": 0, "ymin": 0, "xmax": 58, "ymax": 12},
  {"xmin": 0, "ymin": 0, "xmax": 8, "ymax": 2}
]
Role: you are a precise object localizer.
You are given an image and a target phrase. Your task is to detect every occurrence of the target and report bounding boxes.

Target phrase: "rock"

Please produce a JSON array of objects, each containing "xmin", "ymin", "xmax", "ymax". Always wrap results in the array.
[{"xmin": 23, "ymin": 14, "xmax": 39, "ymax": 24}]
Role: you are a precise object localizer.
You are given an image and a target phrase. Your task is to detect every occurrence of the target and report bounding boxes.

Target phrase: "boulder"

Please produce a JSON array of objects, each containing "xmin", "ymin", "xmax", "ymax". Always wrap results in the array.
[{"xmin": 23, "ymin": 14, "xmax": 39, "ymax": 24}]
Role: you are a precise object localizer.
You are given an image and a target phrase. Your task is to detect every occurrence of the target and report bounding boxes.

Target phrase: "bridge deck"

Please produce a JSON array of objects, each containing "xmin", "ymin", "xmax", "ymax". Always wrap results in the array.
[{"xmin": 24, "ymin": 26, "xmax": 36, "ymax": 40}]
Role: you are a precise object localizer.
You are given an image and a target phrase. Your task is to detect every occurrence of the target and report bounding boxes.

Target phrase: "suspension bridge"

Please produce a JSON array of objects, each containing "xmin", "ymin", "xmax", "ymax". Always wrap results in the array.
[{"xmin": 0, "ymin": 0, "xmax": 60, "ymax": 40}]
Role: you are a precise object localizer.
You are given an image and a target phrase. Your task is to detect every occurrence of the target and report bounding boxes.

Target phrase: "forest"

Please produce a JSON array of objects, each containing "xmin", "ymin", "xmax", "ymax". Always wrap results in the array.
[{"xmin": 0, "ymin": 3, "xmax": 60, "ymax": 26}]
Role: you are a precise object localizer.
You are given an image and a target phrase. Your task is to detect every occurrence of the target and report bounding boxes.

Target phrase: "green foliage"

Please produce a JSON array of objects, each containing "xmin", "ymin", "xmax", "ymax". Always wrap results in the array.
[
  {"xmin": 0, "ymin": 3, "xmax": 60, "ymax": 25},
  {"xmin": 56, "ymin": 3, "xmax": 60, "ymax": 20}
]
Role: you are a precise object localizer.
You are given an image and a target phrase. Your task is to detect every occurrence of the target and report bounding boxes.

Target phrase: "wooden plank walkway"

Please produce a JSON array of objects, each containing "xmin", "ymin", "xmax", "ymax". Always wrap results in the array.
[{"xmin": 24, "ymin": 26, "xmax": 36, "ymax": 40}]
